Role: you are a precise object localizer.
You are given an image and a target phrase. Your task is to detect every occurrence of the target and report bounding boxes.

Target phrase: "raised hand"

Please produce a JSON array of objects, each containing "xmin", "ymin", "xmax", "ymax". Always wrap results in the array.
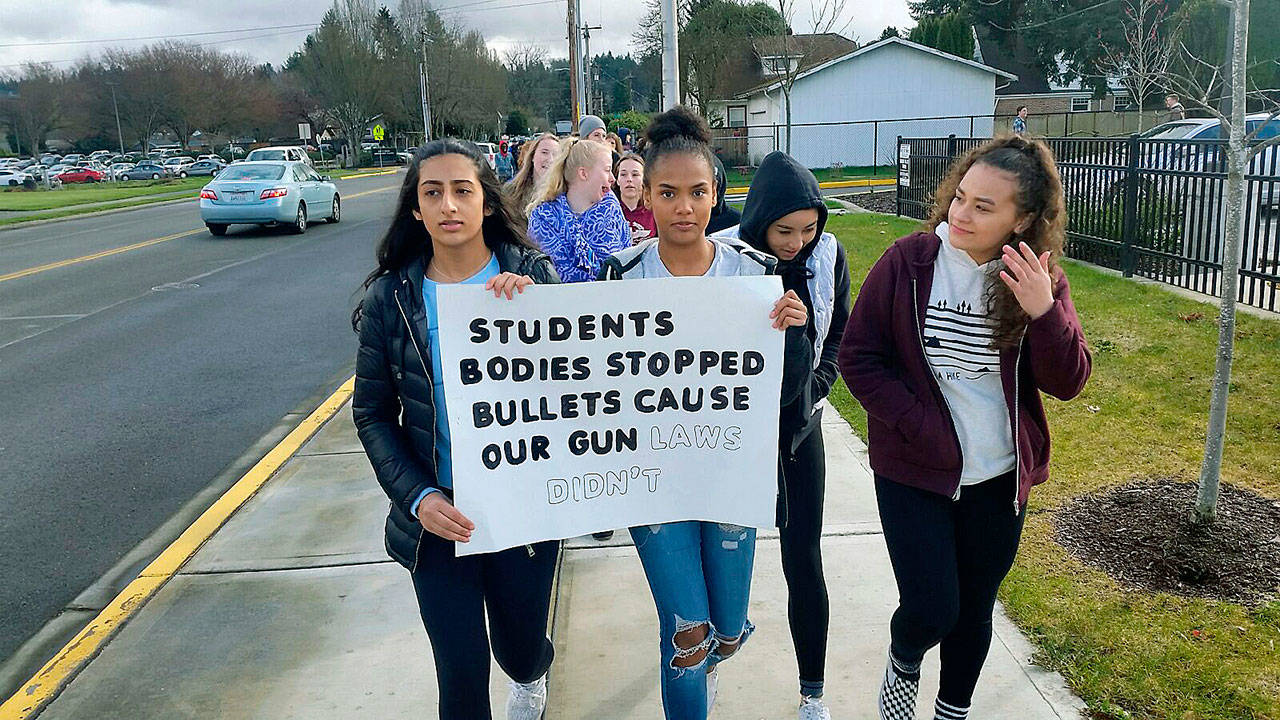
[{"xmin": 999, "ymin": 241, "xmax": 1055, "ymax": 320}]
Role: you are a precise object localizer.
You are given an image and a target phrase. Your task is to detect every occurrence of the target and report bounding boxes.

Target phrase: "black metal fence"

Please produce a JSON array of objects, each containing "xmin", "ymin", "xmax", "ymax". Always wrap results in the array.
[{"xmin": 895, "ymin": 135, "xmax": 1280, "ymax": 313}]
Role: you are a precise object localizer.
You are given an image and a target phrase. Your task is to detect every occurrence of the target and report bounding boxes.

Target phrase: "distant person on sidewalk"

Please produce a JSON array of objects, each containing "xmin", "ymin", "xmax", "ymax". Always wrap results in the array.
[
  {"xmin": 712, "ymin": 150, "xmax": 851, "ymax": 720},
  {"xmin": 705, "ymin": 155, "xmax": 742, "ymax": 235},
  {"xmin": 838, "ymin": 135, "xmax": 1091, "ymax": 720},
  {"xmin": 352, "ymin": 139, "xmax": 561, "ymax": 720},
  {"xmin": 579, "ymin": 114, "xmax": 620, "ymax": 167},
  {"xmin": 505, "ymin": 132, "xmax": 561, "ymax": 221},
  {"xmin": 1165, "ymin": 94, "xmax": 1186, "ymax": 121},
  {"xmin": 495, "ymin": 140, "xmax": 514, "ymax": 183},
  {"xmin": 599, "ymin": 106, "xmax": 811, "ymax": 720},
  {"xmin": 1012, "ymin": 106, "xmax": 1028, "ymax": 136},
  {"xmin": 614, "ymin": 151, "xmax": 656, "ymax": 243}
]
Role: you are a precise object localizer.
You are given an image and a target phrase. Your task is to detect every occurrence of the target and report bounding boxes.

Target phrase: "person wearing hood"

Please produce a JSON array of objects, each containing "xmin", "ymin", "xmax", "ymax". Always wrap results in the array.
[
  {"xmin": 705, "ymin": 154, "xmax": 742, "ymax": 235},
  {"xmin": 713, "ymin": 150, "xmax": 850, "ymax": 720}
]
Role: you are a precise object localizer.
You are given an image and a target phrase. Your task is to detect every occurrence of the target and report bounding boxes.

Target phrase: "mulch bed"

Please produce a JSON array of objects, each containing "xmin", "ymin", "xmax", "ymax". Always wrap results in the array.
[
  {"xmin": 1055, "ymin": 478, "xmax": 1280, "ymax": 607},
  {"xmin": 842, "ymin": 191, "xmax": 898, "ymax": 214}
]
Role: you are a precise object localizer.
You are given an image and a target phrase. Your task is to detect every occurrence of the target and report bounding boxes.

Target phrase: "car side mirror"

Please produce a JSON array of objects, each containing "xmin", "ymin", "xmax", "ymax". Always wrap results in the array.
[{"xmin": 321, "ymin": 175, "xmax": 331, "ymax": 182}]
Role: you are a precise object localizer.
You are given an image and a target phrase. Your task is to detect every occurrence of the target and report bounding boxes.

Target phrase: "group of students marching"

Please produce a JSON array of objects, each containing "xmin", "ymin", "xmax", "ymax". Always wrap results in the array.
[{"xmin": 352, "ymin": 105, "xmax": 1091, "ymax": 720}]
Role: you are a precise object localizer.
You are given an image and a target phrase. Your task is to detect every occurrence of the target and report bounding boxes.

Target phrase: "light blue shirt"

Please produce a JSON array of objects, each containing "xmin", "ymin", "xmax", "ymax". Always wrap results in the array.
[{"xmin": 410, "ymin": 253, "xmax": 501, "ymax": 518}]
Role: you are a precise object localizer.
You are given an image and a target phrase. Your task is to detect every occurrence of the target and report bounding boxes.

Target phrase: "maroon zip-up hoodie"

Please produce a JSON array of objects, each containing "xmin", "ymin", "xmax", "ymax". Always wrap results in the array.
[{"xmin": 837, "ymin": 230, "xmax": 1091, "ymax": 512}]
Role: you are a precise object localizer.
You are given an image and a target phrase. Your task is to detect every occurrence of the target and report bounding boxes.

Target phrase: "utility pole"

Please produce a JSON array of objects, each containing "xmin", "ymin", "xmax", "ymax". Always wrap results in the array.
[
  {"xmin": 582, "ymin": 23, "xmax": 601, "ymax": 117},
  {"xmin": 661, "ymin": 0, "xmax": 679, "ymax": 109},
  {"xmin": 419, "ymin": 29, "xmax": 433, "ymax": 143},
  {"xmin": 567, "ymin": 0, "xmax": 582, "ymax": 127},
  {"xmin": 105, "ymin": 81, "xmax": 125, "ymax": 158}
]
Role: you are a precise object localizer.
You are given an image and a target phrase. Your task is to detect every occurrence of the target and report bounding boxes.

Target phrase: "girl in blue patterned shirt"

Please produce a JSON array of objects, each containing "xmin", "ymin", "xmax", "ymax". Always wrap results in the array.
[{"xmin": 525, "ymin": 137, "xmax": 630, "ymax": 283}]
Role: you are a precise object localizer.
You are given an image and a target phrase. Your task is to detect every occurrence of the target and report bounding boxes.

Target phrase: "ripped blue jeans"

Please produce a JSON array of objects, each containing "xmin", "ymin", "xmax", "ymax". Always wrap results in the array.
[{"xmin": 630, "ymin": 521, "xmax": 757, "ymax": 720}]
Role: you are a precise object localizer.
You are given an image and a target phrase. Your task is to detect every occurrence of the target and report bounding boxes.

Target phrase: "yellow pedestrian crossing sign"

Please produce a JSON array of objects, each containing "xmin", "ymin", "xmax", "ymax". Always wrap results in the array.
[{"xmin": 372, "ymin": 124, "xmax": 385, "ymax": 141}]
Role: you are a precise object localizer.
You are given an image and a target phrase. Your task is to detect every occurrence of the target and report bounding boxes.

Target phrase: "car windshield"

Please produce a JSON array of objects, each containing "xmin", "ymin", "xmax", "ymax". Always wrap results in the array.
[
  {"xmin": 218, "ymin": 165, "xmax": 286, "ymax": 181},
  {"xmin": 1141, "ymin": 123, "xmax": 1208, "ymax": 140},
  {"xmin": 249, "ymin": 150, "xmax": 286, "ymax": 161}
]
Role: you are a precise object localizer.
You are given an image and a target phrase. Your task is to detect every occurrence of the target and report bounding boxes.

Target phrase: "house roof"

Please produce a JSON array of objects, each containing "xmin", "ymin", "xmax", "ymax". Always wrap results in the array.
[
  {"xmin": 717, "ymin": 33, "xmax": 858, "ymax": 99},
  {"xmin": 732, "ymin": 35, "xmax": 1017, "ymax": 99}
]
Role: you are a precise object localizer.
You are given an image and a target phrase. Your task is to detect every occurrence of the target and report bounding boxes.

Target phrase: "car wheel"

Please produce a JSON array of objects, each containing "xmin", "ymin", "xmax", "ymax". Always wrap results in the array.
[
  {"xmin": 327, "ymin": 195, "xmax": 341, "ymax": 223},
  {"xmin": 206, "ymin": 223, "xmax": 228, "ymax": 236},
  {"xmin": 292, "ymin": 203, "xmax": 307, "ymax": 234},
  {"xmin": 179, "ymin": 171, "xmax": 187, "ymax": 178},
  {"xmin": 152, "ymin": 173, "xmax": 161, "ymax": 180}
]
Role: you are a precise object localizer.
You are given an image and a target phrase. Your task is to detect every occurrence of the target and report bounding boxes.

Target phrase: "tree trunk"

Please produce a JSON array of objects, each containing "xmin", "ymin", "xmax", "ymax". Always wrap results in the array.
[
  {"xmin": 1193, "ymin": 0, "xmax": 1250, "ymax": 525},
  {"xmin": 783, "ymin": 86, "xmax": 792, "ymax": 154}
]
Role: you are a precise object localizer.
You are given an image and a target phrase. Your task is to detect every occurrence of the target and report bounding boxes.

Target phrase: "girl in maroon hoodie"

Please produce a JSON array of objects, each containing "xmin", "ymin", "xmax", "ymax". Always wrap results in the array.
[{"xmin": 837, "ymin": 135, "xmax": 1090, "ymax": 720}]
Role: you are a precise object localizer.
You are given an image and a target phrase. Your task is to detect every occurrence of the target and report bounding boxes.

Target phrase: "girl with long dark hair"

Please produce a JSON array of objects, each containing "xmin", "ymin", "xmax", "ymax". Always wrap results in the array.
[
  {"xmin": 838, "ymin": 135, "xmax": 1091, "ymax": 720},
  {"xmin": 352, "ymin": 139, "xmax": 560, "ymax": 720}
]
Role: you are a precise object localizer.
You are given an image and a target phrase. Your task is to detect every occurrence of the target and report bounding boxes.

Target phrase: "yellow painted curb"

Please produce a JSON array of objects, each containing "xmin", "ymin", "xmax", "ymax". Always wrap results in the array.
[
  {"xmin": 338, "ymin": 169, "xmax": 400, "ymax": 180},
  {"xmin": 0, "ymin": 229, "xmax": 202, "ymax": 284},
  {"xmin": 726, "ymin": 177, "xmax": 897, "ymax": 194},
  {"xmin": 0, "ymin": 377, "xmax": 357, "ymax": 720}
]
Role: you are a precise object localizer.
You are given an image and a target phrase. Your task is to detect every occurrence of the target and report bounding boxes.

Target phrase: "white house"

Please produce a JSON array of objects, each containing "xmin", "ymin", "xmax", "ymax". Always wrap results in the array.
[{"xmin": 707, "ymin": 36, "xmax": 1017, "ymax": 169}]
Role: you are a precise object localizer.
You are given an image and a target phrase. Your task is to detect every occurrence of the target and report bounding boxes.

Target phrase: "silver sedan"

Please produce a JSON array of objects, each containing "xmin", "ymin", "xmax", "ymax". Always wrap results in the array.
[{"xmin": 198, "ymin": 161, "xmax": 340, "ymax": 236}]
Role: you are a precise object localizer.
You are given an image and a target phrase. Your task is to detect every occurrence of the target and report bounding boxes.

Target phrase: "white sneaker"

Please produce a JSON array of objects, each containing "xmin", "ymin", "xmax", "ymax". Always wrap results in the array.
[
  {"xmin": 507, "ymin": 674, "xmax": 547, "ymax": 720},
  {"xmin": 706, "ymin": 665, "xmax": 719, "ymax": 715},
  {"xmin": 799, "ymin": 695, "xmax": 832, "ymax": 720}
]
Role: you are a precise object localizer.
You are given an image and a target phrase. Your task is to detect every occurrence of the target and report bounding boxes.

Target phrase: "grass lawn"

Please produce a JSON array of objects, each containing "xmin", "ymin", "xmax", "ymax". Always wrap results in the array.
[
  {"xmin": 825, "ymin": 213, "xmax": 1280, "ymax": 720},
  {"xmin": 0, "ymin": 177, "xmax": 207, "ymax": 211},
  {"xmin": 724, "ymin": 164, "xmax": 896, "ymax": 187}
]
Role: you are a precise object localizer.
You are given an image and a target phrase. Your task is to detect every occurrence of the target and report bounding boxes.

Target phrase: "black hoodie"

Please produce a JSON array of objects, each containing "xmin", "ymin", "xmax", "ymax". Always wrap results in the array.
[
  {"xmin": 705, "ymin": 155, "xmax": 741, "ymax": 234},
  {"xmin": 739, "ymin": 151, "xmax": 852, "ymax": 457}
]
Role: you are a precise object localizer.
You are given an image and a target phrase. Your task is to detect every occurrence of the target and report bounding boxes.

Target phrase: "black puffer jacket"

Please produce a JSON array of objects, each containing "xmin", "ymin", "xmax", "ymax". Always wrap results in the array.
[{"xmin": 353, "ymin": 241, "xmax": 559, "ymax": 570}]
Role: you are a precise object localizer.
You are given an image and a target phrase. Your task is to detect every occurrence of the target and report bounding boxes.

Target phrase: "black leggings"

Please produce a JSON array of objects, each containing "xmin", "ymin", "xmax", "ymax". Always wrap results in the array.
[
  {"xmin": 875, "ymin": 472, "xmax": 1025, "ymax": 708},
  {"xmin": 779, "ymin": 426, "xmax": 829, "ymax": 687},
  {"xmin": 411, "ymin": 532, "xmax": 560, "ymax": 720}
]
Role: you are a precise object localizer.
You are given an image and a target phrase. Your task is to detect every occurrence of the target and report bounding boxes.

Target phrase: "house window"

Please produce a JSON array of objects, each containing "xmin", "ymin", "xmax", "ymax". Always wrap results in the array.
[
  {"xmin": 1071, "ymin": 97, "xmax": 1091, "ymax": 113},
  {"xmin": 728, "ymin": 106, "xmax": 747, "ymax": 128},
  {"xmin": 762, "ymin": 56, "xmax": 795, "ymax": 75},
  {"xmin": 1113, "ymin": 95, "xmax": 1134, "ymax": 111}
]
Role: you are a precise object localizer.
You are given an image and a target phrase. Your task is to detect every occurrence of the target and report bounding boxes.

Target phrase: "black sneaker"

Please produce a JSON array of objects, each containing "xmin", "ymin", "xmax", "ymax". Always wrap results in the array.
[{"xmin": 592, "ymin": 530, "xmax": 614, "ymax": 541}]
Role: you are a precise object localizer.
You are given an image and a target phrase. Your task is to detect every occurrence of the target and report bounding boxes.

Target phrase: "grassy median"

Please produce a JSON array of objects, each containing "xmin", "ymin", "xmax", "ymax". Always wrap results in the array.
[
  {"xmin": 724, "ymin": 164, "xmax": 896, "ymax": 188},
  {"xmin": 825, "ymin": 213, "xmax": 1280, "ymax": 720},
  {"xmin": 0, "ymin": 177, "xmax": 208, "ymax": 211}
]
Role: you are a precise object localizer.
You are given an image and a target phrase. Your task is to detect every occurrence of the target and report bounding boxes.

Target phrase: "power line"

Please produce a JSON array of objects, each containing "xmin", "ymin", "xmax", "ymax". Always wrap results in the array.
[
  {"xmin": 0, "ymin": 28, "xmax": 315, "ymax": 69},
  {"xmin": 0, "ymin": 22, "xmax": 319, "ymax": 49}
]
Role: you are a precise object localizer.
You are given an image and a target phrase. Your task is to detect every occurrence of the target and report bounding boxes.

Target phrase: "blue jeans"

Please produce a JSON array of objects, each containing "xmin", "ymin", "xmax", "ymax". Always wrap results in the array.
[{"xmin": 630, "ymin": 521, "xmax": 758, "ymax": 719}]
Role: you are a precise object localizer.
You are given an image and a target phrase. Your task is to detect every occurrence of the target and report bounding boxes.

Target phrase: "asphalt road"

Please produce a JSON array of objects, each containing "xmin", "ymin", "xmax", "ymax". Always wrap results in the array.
[{"xmin": 0, "ymin": 170, "xmax": 403, "ymax": 663}]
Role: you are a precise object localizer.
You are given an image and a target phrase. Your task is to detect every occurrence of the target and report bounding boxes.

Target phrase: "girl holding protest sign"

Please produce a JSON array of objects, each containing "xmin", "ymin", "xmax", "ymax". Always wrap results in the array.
[
  {"xmin": 599, "ymin": 106, "xmax": 812, "ymax": 720},
  {"xmin": 838, "ymin": 135, "xmax": 1090, "ymax": 720},
  {"xmin": 715, "ymin": 150, "xmax": 851, "ymax": 720},
  {"xmin": 526, "ymin": 136, "xmax": 631, "ymax": 283},
  {"xmin": 352, "ymin": 139, "xmax": 561, "ymax": 720}
]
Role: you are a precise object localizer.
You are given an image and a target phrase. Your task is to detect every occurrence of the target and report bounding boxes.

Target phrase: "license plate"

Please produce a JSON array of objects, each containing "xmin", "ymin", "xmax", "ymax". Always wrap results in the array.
[{"xmin": 226, "ymin": 191, "xmax": 252, "ymax": 203}]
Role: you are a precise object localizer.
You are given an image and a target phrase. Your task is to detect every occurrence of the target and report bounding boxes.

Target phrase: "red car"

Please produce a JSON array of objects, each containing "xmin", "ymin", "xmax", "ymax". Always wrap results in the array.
[{"xmin": 55, "ymin": 167, "xmax": 104, "ymax": 183}]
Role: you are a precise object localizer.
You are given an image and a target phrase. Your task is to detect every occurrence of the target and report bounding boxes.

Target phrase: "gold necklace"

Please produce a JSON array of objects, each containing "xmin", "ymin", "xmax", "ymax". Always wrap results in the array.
[{"xmin": 428, "ymin": 254, "xmax": 488, "ymax": 283}]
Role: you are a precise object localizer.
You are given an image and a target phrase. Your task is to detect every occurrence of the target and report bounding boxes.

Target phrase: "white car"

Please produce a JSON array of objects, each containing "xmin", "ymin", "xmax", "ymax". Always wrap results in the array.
[
  {"xmin": 474, "ymin": 142, "xmax": 498, "ymax": 170},
  {"xmin": 163, "ymin": 156, "xmax": 197, "ymax": 176},
  {"xmin": 245, "ymin": 146, "xmax": 313, "ymax": 168},
  {"xmin": 108, "ymin": 162, "xmax": 136, "ymax": 180},
  {"xmin": 0, "ymin": 169, "xmax": 32, "ymax": 186}
]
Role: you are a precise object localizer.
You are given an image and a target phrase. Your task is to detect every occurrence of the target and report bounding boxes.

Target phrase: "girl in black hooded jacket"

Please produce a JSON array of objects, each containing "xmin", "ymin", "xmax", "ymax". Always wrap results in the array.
[{"xmin": 716, "ymin": 150, "xmax": 851, "ymax": 720}]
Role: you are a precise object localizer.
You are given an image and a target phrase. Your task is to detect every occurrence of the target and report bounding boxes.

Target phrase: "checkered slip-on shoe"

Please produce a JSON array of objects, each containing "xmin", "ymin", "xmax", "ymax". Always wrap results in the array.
[{"xmin": 877, "ymin": 653, "xmax": 920, "ymax": 720}]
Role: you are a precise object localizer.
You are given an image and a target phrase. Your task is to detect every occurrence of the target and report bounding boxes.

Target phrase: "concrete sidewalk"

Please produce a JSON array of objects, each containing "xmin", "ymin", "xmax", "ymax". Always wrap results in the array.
[{"xmin": 31, "ymin": 400, "xmax": 1086, "ymax": 719}]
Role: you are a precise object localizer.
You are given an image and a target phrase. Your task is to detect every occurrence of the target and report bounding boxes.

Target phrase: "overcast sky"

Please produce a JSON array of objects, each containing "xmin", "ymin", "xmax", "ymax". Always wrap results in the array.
[{"xmin": 0, "ymin": 0, "xmax": 914, "ymax": 72}]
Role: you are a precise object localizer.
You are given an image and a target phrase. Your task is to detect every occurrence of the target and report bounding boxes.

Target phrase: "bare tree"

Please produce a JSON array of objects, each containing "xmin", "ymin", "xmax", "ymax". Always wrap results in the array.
[
  {"xmin": 766, "ymin": 0, "xmax": 852, "ymax": 152},
  {"xmin": 1, "ymin": 64, "xmax": 66, "ymax": 156},
  {"xmin": 1097, "ymin": 0, "xmax": 1183, "ymax": 131},
  {"xmin": 1164, "ymin": 0, "xmax": 1280, "ymax": 524}
]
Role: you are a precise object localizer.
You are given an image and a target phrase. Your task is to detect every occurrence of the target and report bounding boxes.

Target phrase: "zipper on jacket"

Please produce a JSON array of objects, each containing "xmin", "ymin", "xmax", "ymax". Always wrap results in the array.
[
  {"xmin": 912, "ymin": 278, "xmax": 964, "ymax": 501},
  {"xmin": 1011, "ymin": 331, "xmax": 1026, "ymax": 517},
  {"xmin": 395, "ymin": 279, "xmax": 437, "ymax": 573}
]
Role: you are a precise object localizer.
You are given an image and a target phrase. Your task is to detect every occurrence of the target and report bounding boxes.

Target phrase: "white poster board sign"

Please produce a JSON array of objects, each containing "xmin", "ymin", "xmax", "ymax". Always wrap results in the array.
[{"xmin": 437, "ymin": 276, "xmax": 784, "ymax": 555}]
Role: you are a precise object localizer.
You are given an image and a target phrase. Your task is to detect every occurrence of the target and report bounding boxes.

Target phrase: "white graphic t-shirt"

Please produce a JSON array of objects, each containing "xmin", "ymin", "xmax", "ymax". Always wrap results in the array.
[{"xmin": 925, "ymin": 223, "xmax": 1016, "ymax": 485}]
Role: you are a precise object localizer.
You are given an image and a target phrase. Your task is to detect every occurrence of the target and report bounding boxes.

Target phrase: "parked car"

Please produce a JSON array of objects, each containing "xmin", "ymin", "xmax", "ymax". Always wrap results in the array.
[
  {"xmin": 164, "ymin": 156, "xmax": 197, "ymax": 175},
  {"xmin": 0, "ymin": 169, "xmax": 33, "ymax": 187},
  {"xmin": 55, "ymin": 167, "xmax": 104, "ymax": 183},
  {"xmin": 183, "ymin": 159, "xmax": 226, "ymax": 177},
  {"xmin": 40, "ymin": 154, "xmax": 61, "ymax": 166},
  {"xmin": 199, "ymin": 161, "xmax": 339, "ymax": 236},
  {"xmin": 474, "ymin": 142, "xmax": 498, "ymax": 170},
  {"xmin": 245, "ymin": 146, "xmax": 313, "ymax": 167},
  {"xmin": 119, "ymin": 162, "xmax": 171, "ymax": 180},
  {"xmin": 107, "ymin": 162, "xmax": 136, "ymax": 180},
  {"xmin": 368, "ymin": 148, "xmax": 404, "ymax": 165},
  {"xmin": 197, "ymin": 154, "xmax": 221, "ymax": 162}
]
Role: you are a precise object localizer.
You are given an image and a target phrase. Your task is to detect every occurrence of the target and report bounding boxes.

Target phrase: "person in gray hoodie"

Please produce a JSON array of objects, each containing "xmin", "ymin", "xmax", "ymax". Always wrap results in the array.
[{"xmin": 714, "ymin": 150, "xmax": 851, "ymax": 720}]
